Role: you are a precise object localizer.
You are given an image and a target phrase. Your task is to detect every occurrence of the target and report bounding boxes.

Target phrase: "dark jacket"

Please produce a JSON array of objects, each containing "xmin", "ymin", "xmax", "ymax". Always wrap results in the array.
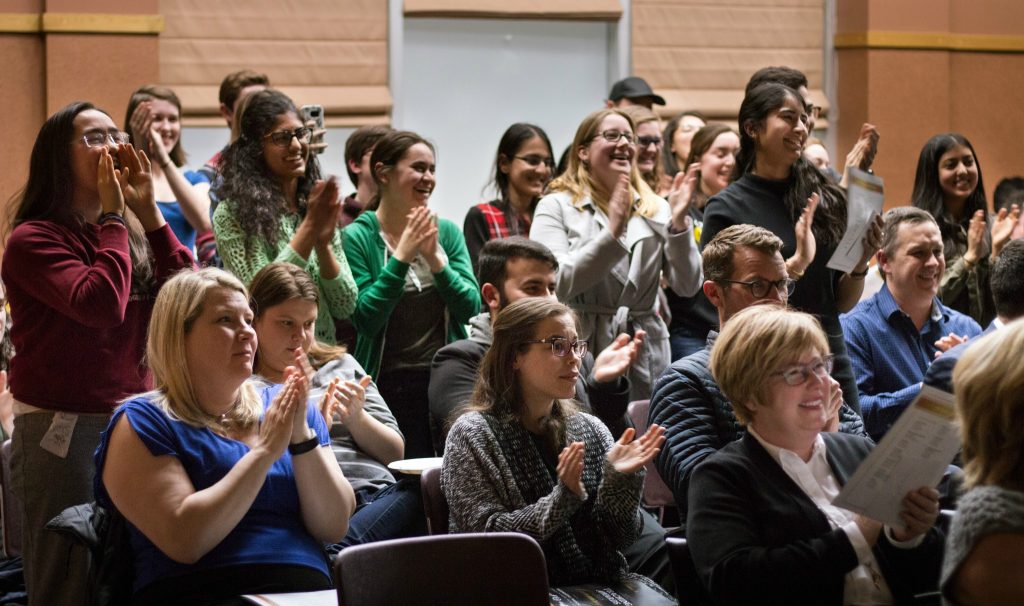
[
  {"xmin": 429, "ymin": 313, "xmax": 631, "ymax": 454},
  {"xmin": 687, "ymin": 432, "xmax": 944, "ymax": 605},
  {"xmin": 649, "ymin": 331, "xmax": 869, "ymax": 519}
]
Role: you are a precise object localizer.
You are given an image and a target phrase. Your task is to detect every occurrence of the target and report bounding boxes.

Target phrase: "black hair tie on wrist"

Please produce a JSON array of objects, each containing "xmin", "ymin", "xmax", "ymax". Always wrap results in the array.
[
  {"xmin": 288, "ymin": 436, "xmax": 319, "ymax": 456},
  {"xmin": 98, "ymin": 212, "xmax": 126, "ymax": 227}
]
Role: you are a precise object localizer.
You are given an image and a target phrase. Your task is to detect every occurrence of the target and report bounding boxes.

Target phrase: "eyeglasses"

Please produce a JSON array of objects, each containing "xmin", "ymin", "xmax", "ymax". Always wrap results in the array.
[
  {"xmin": 515, "ymin": 155, "xmax": 555, "ymax": 169},
  {"xmin": 717, "ymin": 278, "xmax": 796, "ymax": 299},
  {"xmin": 594, "ymin": 130, "xmax": 636, "ymax": 145},
  {"xmin": 263, "ymin": 127, "xmax": 312, "ymax": 147},
  {"xmin": 81, "ymin": 131, "xmax": 130, "ymax": 148},
  {"xmin": 807, "ymin": 105, "xmax": 822, "ymax": 120},
  {"xmin": 772, "ymin": 355, "xmax": 834, "ymax": 386},
  {"xmin": 637, "ymin": 135, "xmax": 662, "ymax": 148},
  {"xmin": 523, "ymin": 337, "xmax": 588, "ymax": 358}
]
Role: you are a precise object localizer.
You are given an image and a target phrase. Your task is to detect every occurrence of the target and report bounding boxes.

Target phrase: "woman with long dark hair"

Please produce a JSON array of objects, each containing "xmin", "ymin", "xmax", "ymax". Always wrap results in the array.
[
  {"xmin": 463, "ymin": 123, "xmax": 554, "ymax": 270},
  {"xmin": 125, "ymin": 85, "xmax": 212, "ymax": 255},
  {"xmin": 343, "ymin": 130, "xmax": 480, "ymax": 457},
  {"xmin": 442, "ymin": 298, "xmax": 666, "ymax": 591},
  {"xmin": 700, "ymin": 82, "xmax": 882, "ymax": 414},
  {"xmin": 213, "ymin": 88, "xmax": 356, "ymax": 344},
  {"xmin": 1, "ymin": 101, "xmax": 193, "ymax": 605},
  {"xmin": 911, "ymin": 133, "xmax": 1019, "ymax": 326}
]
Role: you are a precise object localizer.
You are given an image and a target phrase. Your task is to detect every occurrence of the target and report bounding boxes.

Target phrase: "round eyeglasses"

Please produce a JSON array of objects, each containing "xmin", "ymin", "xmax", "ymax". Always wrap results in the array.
[
  {"xmin": 716, "ymin": 278, "xmax": 797, "ymax": 299},
  {"xmin": 263, "ymin": 127, "xmax": 312, "ymax": 147},
  {"xmin": 81, "ymin": 131, "xmax": 131, "ymax": 148},
  {"xmin": 771, "ymin": 355, "xmax": 834, "ymax": 386},
  {"xmin": 523, "ymin": 337, "xmax": 588, "ymax": 358}
]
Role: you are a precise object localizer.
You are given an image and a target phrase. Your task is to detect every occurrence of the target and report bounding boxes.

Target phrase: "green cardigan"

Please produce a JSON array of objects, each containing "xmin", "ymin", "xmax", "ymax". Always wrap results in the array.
[
  {"xmin": 342, "ymin": 211, "xmax": 481, "ymax": 377},
  {"xmin": 212, "ymin": 201, "xmax": 357, "ymax": 344}
]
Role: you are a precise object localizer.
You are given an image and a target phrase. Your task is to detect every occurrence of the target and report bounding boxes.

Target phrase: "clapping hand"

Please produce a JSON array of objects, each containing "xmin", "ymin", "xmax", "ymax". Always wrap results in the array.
[
  {"xmin": 934, "ymin": 333, "xmax": 968, "ymax": 357},
  {"xmin": 259, "ymin": 371, "xmax": 305, "ymax": 457},
  {"xmin": 306, "ymin": 177, "xmax": 343, "ymax": 247},
  {"xmin": 592, "ymin": 330, "xmax": 645, "ymax": 384},
  {"xmin": 557, "ymin": 441, "xmax": 586, "ymax": 499},
  {"xmin": 964, "ymin": 210, "xmax": 987, "ymax": 266},
  {"xmin": 606, "ymin": 424, "xmax": 665, "ymax": 474},
  {"xmin": 856, "ymin": 213, "xmax": 884, "ymax": 270},
  {"xmin": 606, "ymin": 174, "xmax": 632, "ymax": 239},
  {"xmin": 823, "ymin": 376, "xmax": 843, "ymax": 433},
  {"xmin": 789, "ymin": 192, "xmax": 819, "ymax": 276},
  {"xmin": 319, "ymin": 375, "xmax": 373, "ymax": 431},
  {"xmin": 991, "ymin": 204, "xmax": 1021, "ymax": 258},
  {"xmin": 667, "ymin": 162, "xmax": 699, "ymax": 232}
]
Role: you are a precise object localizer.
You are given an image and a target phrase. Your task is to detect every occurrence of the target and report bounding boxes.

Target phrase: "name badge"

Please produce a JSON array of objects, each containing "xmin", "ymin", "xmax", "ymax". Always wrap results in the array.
[{"xmin": 40, "ymin": 412, "xmax": 78, "ymax": 458}]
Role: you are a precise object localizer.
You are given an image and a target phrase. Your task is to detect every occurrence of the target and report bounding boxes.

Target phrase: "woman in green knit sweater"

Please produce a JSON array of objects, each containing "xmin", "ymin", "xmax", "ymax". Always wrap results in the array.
[
  {"xmin": 213, "ymin": 89, "xmax": 356, "ymax": 344},
  {"xmin": 343, "ymin": 130, "xmax": 480, "ymax": 457}
]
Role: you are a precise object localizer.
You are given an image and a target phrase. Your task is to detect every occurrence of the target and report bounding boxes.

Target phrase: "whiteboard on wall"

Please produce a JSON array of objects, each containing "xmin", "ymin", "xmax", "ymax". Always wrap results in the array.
[{"xmin": 400, "ymin": 18, "xmax": 612, "ymax": 224}]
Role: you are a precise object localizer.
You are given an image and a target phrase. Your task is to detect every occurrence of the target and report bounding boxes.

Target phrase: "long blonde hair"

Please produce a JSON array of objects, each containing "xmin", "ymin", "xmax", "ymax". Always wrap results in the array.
[
  {"xmin": 145, "ymin": 268, "xmax": 262, "ymax": 432},
  {"xmin": 548, "ymin": 108, "xmax": 662, "ymax": 219}
]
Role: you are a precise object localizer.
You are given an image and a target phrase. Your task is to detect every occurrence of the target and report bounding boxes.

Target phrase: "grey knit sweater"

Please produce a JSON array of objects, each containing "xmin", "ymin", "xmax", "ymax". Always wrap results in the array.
[
  {"xmin": 442, "ymin": 410, "xmax": 644, "ymax": 586},
  {"xmin": 940, "ymin": 484, "xmax": 1024, "ymax": 605}
]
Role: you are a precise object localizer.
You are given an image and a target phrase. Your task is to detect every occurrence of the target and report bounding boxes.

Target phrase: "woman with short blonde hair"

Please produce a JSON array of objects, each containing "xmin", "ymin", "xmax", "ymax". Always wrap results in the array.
[{"xmin": 942, "ymin": 320, "xmax": 1024, "ymax": 604}]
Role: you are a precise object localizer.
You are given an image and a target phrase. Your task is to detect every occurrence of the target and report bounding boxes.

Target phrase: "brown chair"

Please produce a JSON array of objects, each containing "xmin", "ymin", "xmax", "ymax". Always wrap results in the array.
[
  {"xmin": 666, "ymin": 536, "xmax": 709, "ymax": 606},
  {"xmin": 420, "ymin": 465, "xmax": 449, "ymax": 535},
  {"xmin": 334, "ymin": 532, "xmax": 550, "ymax": 606},
  {"xmin": 1, "ymin": 439, "xmax": 22, "ymax": 557},
  {"xmin": 627, "ymin": 400, "xmax": 677, "ymax": 524}
]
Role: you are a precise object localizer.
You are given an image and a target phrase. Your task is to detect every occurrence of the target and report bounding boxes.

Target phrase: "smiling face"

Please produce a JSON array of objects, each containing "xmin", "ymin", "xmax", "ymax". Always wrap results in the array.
[
  {"xmin": 261, "ymin": 111, "xmax": 308, "ymax": 182},
  {"xmin": 748, "ymin": 348, "xmax": 831, "ymax": 448},
  {"xmin": 634, "ymin": 120, "xmax": 662, "ymax": 178},
  {"xmin": 880, "ymin": 220, "xmax": 945, "ymax": 304},
  {"xmin": 147, "ymin": 98, "xmax": 181, "ymax": 152},
  {"xmin": 751, "ymin": 92, "xmax": 809, "ymax": 169},
  {"xmin": 514, "ymin": 313, "xmax": 582, "ymax": 403},
  {"xmin": 381, "ymin": 142, "xmax": 436, "ymax": 207},
  {"xmin": 672, "ymin": 114, "xmax": 706, "ymax": 166},
  {"xmin": 579, "ymin": 113, "xmax": 635, "ymax": 193},
  {"xmin": 937, "ymin": 144, "xmax": 979, "ymax": 205},
  {"xmin": 253, "ymin": 297, "xmax": 316, "ymax": 380},
  {"xmin": 699, "ymin": 131, "xmax": 740, "ymax": 196},
  {"xmin": 502, "ymin": 135, "xmax": 552, "ymax": 203},
  {"xmin": 184, "ymin": 287, "xmax": 257, "ymax": 415}
]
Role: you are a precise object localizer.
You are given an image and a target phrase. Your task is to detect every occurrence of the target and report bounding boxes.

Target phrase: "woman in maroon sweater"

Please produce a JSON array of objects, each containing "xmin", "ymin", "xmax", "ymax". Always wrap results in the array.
[{"xmin": 1, "ymin": 101, "xmax": 193, "ymax": 606}]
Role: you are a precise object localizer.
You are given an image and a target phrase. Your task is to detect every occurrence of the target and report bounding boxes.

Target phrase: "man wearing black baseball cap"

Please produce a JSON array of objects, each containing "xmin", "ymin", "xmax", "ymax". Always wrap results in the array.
[{"xmin": 606, "ymin": 76, "xmax": 666, "ymax": 109}]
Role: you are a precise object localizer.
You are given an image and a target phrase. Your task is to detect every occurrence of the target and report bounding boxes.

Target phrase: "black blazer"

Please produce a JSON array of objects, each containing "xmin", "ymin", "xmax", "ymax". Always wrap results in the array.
[{"xmin": 687, "ymin": 432, "xmax": 944, "ymax": 605}]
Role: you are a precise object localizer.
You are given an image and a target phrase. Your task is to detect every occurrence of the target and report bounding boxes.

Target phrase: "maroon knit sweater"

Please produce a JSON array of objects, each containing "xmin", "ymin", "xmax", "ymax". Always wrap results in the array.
[{"xmin": 1, "ymin": 220, "xmax": 194, "ymax": 414}]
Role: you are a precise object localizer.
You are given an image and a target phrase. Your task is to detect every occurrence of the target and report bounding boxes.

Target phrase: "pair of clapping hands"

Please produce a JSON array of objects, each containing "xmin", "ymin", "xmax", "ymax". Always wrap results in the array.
[
  {"xmin": 284, "ymin": 348, "xmax": 372, "ymax": 433},
  {"xmin": 557, "ymin": 424, "xmax": 667, "ymax": 499}
]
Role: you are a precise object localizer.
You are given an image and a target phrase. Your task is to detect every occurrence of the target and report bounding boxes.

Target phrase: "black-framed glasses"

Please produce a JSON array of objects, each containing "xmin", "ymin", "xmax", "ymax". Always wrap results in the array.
[
  {"xmin": 717, "ymin": 278, "xmax": 796, "ymax": 299},
  {"xmin": 514, "ymin": 155, "xmax": 554, "ymax": 169},
  {"xmin": 81, "ymin": 131, "xmax": 130, "ymax": 148},
  {"xmin": 772, "ymin": 354, "xmax": 834, "ymax": 386},
  {"xmin": 595, "ymin": 130, "xmax": 636, "ymax": 145},
  {"xmin": 523, "ymin": 337, "xmax": 588, "ymax": 358},
  {"xmin": 637, "ymin": 135, "xmax": 662, "ymax": 148},
  {"xmin": 263, "ymin": 127, "xmax": 312, "ymax": 147}
]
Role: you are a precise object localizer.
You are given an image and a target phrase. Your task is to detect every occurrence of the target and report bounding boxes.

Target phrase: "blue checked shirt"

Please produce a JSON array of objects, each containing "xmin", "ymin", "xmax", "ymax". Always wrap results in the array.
[{"xmin": 840, "ymin": 284, "xmax": 981, "ymax": 441}]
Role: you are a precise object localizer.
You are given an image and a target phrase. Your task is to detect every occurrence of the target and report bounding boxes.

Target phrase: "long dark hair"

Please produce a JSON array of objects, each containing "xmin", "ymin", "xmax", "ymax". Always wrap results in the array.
[
  {"xmin": 214, "ymin": 89, "xmax": 322, "ymax": 247},
  {"xmin": 488, "ymin": 123, "xmax": 553, "ymax": 209},
  {"xmin": 735, "ymin": 82, "xmax": 846, "ymax": 247},
  {"xmin": 911, "ymin": 133, "xmax": 989, "ymax": 255},
  {"xmin": 9, "ymin": 101, "xmax": 153, "ymax": 289},
  {"xmin": 124, "ymin": 85, "xmax": 186, "ymax": 167},
  {"xmin": 368, "ymin": 130, "xmax": 435, "ymax": 210},
  {"xmin": 662, "ymin": 110, "xmax": 707, "ymax": 177},
  {"xmin": 684, "ymin": 123, "xmax": 735, "ymax": 205},
  {"xmin": 469, "ymin": 298, "xmax": 578, "ymax": 455},
  {"xmin": 248, "ymin": 262, "xmax": 346, "ymax": 370}
]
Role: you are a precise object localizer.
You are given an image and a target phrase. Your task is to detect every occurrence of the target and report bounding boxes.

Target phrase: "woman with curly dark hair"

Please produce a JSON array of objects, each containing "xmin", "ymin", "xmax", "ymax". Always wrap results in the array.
[{"xmin": 213, "ymin": 89, "xmax": 356, "ymax": 344}]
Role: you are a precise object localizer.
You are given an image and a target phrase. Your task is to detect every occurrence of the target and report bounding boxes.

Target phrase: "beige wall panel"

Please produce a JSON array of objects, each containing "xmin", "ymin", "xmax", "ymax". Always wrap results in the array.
[
  {"xmin": 634, "ymin": 5, "xmax": 822, "ymax": 49},
  {"xmin": 46, "ymin": 0, "xmax": 156, "ymax": 13},
  {"xmin": 0, "ymin": 35, "xmax": 45, "ymax": 231},
  {"xmin": 159, "ymin": 39, "xmax": 387, "ymax": 85},
  {"xmin": 161, "ymin": 1, "xmax": 386, "ymax": 40},
  {"xmin": 635, "ymin": 0, "xmax": 820, "ymax": 7},
  {"xmin": 949, "ymin": 0, "xmax": 1024, "ymax": 36},
  {"xmin": 46, "ymin": 35, "xmax": 159, "ymax": 118},
  {"xmin": 635, "ymin": 48, "xmax": 823, "ymax": 89},
  {"xmin": 950, "ymin": 52, "xmax": 1024, "ymax": 202},
  {"xmin": 865, "ymin": 0, "xmax": 949, "ymax": 32}
]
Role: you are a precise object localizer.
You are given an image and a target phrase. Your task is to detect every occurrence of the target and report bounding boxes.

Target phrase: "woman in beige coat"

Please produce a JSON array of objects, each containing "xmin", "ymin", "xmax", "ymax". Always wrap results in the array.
[{"xmin": 531, "ymin": 108, "xmax": 702, "ymax": 400}]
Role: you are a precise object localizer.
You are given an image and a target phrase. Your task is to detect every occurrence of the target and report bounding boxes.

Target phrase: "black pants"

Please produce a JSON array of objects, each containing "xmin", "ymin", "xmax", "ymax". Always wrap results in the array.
[{"xmin": 378, "ymin": 368, "xmax": 435, "ymax": 458}]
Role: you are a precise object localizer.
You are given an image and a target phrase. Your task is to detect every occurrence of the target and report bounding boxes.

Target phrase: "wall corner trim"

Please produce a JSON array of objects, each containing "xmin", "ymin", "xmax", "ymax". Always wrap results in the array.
[{"xmin": 41, "ymin": 13, "xmax": 164, "ymax": 35}]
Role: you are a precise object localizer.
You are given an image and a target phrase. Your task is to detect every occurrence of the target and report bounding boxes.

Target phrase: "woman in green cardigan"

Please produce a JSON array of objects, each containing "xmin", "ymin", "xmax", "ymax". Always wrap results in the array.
[
  {"xmin": 343, "ymin": 130, "xmax": 480, "ymax": 457},
  {"xmin": 213, "ymin": 89, "xmax": 357, "ymax": 344}
]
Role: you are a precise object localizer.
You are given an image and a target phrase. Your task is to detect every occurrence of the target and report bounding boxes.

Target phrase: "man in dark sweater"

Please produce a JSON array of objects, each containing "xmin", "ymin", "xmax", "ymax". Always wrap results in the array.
[
  {"xmin": 428, "ymin": 236, "xmax": 674, "ymax": 592},
  {"xmin": 649, "ymin": 224, "xmax": 868, "ymax": 523}
]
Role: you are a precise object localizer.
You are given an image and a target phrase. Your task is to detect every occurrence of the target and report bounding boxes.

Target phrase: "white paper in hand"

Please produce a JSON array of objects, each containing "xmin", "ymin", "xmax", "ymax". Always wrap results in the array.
[
  {"xmin": 833, "ymin": 385, "xmax": 960, "ymax": 528},
  {"xmin": 828, "ymin": 168, "xmax": 884, "ymax": 274}
]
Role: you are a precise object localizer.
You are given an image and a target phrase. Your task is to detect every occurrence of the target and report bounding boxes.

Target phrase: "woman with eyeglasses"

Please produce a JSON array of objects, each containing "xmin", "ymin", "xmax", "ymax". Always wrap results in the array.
[
  {"xmin": 213, "ymin": 88, "xmax": 356, "ymax": 345},
  {"xmin": 688, "ymin": 305, "xmax": 944, "ymax": 605},
  {"xmin": 531, "ymin": 109, "xmax": 702, "ymax": 401},
  {"xmin": 443, "ymin": 298, "xmax": 668, "ymax": 592},
  {"xmin": 125, "ymin": 85, "xmax": 212, "ymax": 257},
  {"xmin": 343, "ymin": 130, "xmax": 480, "ymax": 457},
  {"xmin": 619, "ymin": 106, "xmax": 665, "ymax": 195},
  {"xmin": 1, "ymin": 101, "xmax": 193, "ymax": 605},
  {"xmin": 699, "ymin": 82, "xmax": 883, "ymax": 416},
  {"xmin": 463, "ymin": 123, "xmax": 555, "ymax": 271}
]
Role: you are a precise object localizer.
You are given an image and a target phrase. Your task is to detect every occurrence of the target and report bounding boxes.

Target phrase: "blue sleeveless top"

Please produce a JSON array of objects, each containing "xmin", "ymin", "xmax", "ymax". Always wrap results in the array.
[{"xmin": 157, "ymin": 169, "xmax": 209, "ymax": 255}]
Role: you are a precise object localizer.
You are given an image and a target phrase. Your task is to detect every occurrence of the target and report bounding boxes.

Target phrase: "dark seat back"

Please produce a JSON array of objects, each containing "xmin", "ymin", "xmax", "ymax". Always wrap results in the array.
[
  {"xmin": 420, "ymin": 466, "xmax": 449, "ymax": 535},
  {"xmin": 1, "ymin": 439, "xmax": 22, "ymax": 556},
  {"xmin": 667, "ymin": 536, "xmax": 711, "ymax": 606}
]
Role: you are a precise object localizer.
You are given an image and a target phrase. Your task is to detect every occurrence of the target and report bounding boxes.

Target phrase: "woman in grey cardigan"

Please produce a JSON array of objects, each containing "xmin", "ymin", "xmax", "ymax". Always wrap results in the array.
[
  {"xmin": 531, "ymin": 109, "xmax": 702, "ymax": 400},
  {"xmin": 442, "ymin": 298, "xmax": 665, "ymax": 587}
]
